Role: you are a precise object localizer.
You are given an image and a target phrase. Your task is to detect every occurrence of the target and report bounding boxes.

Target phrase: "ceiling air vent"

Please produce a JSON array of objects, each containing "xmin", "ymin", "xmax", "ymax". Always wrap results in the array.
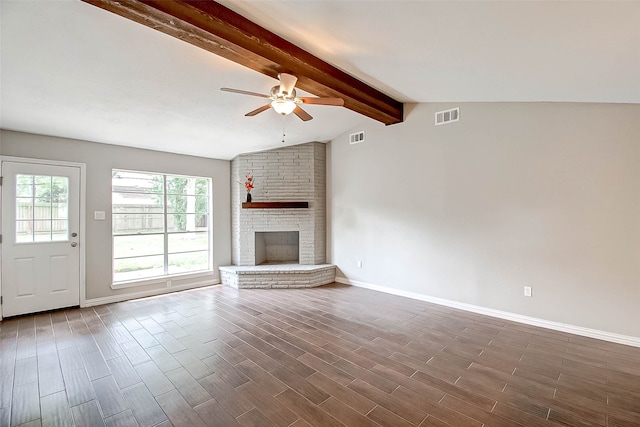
[
  {"xmin": 349, "ymin": 131, "xmax": 365, "ymax": 144},
  {"xmin": 435, "ymin": 107, "xmax": 460, "ymax": 126}
]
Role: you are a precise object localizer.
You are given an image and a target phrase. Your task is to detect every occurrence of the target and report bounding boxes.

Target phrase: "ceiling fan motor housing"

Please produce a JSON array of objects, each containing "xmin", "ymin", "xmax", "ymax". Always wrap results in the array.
[{"xmin": 271, "ymin": 85, "xmax": 296, "ymax": 100}]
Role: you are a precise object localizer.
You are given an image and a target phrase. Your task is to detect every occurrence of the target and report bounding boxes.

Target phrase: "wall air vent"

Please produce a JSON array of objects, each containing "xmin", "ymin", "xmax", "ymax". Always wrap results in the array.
[
  {"xmin": 435, "ymin": 107, "xmax": 460, "ymax": 126},
  {"xmin": 349, "ymin": 131, "xmax": 365, "ymax": 144}
]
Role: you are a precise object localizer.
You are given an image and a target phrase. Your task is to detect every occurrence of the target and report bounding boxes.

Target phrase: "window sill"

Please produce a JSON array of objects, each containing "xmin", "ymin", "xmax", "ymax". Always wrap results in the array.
[{"xmin": 111, "ymin": 270, "xmax": 215, "ymax": 290}]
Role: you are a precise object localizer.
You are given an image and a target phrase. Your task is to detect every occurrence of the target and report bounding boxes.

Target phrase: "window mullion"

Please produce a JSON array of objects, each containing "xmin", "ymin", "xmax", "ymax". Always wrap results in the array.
[
  {"xmin": 163, "ymin": 175, "xmax": 169, "ymax": 275},
  {"xmin": 49, "ymin": 176, "xmax": 53, "ymax": 241},
  {"xmin": 208, "ymin": 182, "xmax": 212, "ymax": 270},
  {"xmin": 31, "ymin": 178, "xmax": 35, "ymax": 242}
]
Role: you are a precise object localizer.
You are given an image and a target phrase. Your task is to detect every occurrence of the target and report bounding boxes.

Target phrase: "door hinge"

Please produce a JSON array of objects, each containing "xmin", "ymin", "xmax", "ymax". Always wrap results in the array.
[
  {"xmin": 0, "ymin": 176, "xmax": 3, "ymax": 186},
  {"xmin": 1, "ymin": 296, "xmax": 3, "ymax": 305},
  {"xmin": 0, "ymin": 234, "xmax": 2, "ymax": 244}
]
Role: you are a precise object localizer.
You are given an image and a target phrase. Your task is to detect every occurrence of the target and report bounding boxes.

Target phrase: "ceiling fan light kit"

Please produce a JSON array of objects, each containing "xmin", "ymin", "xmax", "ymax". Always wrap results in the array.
[
  {"xmin": 221, "ymin": 73, "xmax": 344, "ymax": 121},
  {"xmin": 271, "ymin": 99, "xmax": 297, "ymax": 115}
]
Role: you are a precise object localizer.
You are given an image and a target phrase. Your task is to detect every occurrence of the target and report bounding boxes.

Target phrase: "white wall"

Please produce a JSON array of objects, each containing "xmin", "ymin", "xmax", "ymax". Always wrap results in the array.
[
  {"xmin": 0, "ymin": 130, "xmax": 230, "ymax": 300},
  {"xmin": 328, "ymin": 103, "xmax": 640, "ymax": 338}
]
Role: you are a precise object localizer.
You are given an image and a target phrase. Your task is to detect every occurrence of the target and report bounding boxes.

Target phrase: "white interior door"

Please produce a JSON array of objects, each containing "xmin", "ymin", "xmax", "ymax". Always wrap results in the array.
[{"xmin": 1, "ymin": 161, "xmax": 80, "ymax": 317}]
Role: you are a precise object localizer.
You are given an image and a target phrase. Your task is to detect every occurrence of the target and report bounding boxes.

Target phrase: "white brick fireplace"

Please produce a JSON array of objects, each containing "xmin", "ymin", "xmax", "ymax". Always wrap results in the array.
[{"xmin": 221, "ymin": 142, "xmax": 335, "ymax": 289}]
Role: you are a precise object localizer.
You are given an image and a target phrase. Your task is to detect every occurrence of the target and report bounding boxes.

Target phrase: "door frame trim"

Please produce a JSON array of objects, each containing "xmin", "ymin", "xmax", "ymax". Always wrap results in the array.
[{"xmin": 0, "ymin": 156, "xmax": 87, "ymax": 320}]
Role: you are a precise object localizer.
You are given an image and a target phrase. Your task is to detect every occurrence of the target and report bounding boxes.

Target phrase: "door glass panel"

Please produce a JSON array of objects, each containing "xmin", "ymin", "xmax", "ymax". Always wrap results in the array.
[
  {"xmin": 51, "ymin": 224, "xmax": 69, "ymax": 241},
  {"xmin": 33, "ymin": 220, "xmax": 52, "ymax": 242},
  {"xmin": 16, "ymin": 197, "xmax": 34, "ymax": 220},
  {"xmin": 54, "ymin": 202, "xmax": 69, "ymax": 220},
  {"xmin": 51, "ymin": 177, "xmax": 69, "ymax": 204},
  {"xmin": 15, "ymin": 220, "xmax": 33, "ymax": 243},
  {"xmin": 34, "ymin": 203, "xmax": 52, "ymax": 219},
  {"xmin": 15, "ymin": 174, "xmax": 69, "ymax": 243},
  {"xmin": 16, "ymin": 175, "xmax": 33, "ymax": 197}
]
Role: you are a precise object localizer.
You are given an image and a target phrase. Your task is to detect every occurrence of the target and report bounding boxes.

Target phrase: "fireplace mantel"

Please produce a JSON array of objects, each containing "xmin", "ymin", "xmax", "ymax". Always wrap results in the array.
[{"xmin": 242, "ymin": 202, "xmax": 309, "ymax": 209}]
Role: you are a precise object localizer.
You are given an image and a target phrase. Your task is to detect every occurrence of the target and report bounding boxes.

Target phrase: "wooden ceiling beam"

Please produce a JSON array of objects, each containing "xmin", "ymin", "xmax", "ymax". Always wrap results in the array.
[{"xmin": 81, "ymin": 0, "xmax": 404, "ymax": 125}]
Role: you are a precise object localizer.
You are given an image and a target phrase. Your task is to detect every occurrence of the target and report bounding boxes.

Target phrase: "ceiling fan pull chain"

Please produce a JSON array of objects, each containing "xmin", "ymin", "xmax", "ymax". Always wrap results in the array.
[{"xmin": 281, "ymin": 116, "xmax": 286, "ymax": 144}]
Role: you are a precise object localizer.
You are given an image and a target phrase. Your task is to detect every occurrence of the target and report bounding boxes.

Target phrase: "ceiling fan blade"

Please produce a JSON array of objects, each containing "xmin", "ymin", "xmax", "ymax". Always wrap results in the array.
[
  {"xmin": 293, "ymin": 106, "xmax": 313, "ymax": 121},
  {"xmin": 297, "ymin": 97, "xmax": 344, "ymax": 106},
  {"xmin": 245, "ymin": 104, "xmax": 272, "ymax": 117},
  {"xmin": 221, "ymin": 88, "xmax": 270, "ymax": 98},
  {"xmin": 278, "ymin": 73, "xmax": 298, "ymax": 96}
]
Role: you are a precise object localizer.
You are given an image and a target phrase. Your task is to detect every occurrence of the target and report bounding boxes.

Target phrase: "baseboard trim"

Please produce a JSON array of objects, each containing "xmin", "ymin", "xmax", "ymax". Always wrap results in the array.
[
  {"xmin": 83, "ymin": 279, "xmax": 220, "ymax": 307},
  {"xmin": 335, "ymin": 277, "xmax": 640, "ymax": 348}
]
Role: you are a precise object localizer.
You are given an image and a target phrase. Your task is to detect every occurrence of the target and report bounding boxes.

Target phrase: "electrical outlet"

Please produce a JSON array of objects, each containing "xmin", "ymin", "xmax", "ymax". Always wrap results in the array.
[
  {"xmin": 357, "ymin": 260, "xmax": 362, "ymax": 268},
  {"xmin": 167, "ymin": 280, "xmax": 172, "ymax": 288},
  {"xmin": 524, "ymin": 286, "xmax": 532, "ymax": 297}
]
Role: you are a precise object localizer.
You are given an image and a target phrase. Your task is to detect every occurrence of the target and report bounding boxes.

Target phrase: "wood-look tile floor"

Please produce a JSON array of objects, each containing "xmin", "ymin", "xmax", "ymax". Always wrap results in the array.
[{"xmin": 1, "ymin": 284, "xmax": 639, "ymax": 427}]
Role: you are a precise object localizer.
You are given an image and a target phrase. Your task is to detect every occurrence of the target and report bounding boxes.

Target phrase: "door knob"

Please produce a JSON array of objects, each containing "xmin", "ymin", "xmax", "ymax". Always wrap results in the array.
[
  {"xmin": 71, "ymin": 242, "xmax": 78, "ymax": 247},
  {"xmin": 71, "ymin": 232, "xmax": 78, "ymax": 237}
]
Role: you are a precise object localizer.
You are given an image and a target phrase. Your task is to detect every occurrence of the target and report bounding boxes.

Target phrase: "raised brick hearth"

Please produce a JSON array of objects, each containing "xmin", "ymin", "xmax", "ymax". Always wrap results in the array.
[
  {"xmin": 219, "ymin": 264, "xmax": 335, "ymax": 289},
  {"xmin": 221, "ymin": 142, "xmax": 335, "ymax": 288}
]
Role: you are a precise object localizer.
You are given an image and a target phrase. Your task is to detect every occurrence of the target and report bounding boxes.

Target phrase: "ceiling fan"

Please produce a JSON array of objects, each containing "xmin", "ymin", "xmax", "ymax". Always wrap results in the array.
[{"xmin": 221, "ymin": 73, "xmax": 344, "ymax": 121}]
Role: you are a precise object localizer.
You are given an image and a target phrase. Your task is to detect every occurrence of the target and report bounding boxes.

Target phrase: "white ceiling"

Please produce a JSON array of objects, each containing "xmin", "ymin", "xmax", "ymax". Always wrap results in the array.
[{"xmin": 1, "ymin": 0, "xmax": 639, "ymax": 160}]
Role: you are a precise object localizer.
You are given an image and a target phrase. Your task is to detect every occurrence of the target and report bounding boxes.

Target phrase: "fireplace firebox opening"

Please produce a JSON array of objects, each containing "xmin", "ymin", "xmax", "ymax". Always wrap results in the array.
[{"xmin": 255, "ymin": 231, "xmax": 299, "ymax": 265}]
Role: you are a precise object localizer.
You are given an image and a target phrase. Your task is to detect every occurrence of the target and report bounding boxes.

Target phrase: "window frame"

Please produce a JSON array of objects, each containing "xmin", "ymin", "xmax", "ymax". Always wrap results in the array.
[{"xmin": 111, "ymin": 169, "xmax": 213, "ymax": 287}]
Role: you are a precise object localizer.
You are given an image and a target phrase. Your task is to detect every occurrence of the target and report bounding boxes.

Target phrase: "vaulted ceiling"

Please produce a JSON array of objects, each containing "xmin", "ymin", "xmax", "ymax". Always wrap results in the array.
[
  {"xmin": 80, "ymin": 0, "xmax": 404, "ymax": 126},
  {"xmin": 1, "ymin": 0, "xmax": 638, "ymax": 160}
]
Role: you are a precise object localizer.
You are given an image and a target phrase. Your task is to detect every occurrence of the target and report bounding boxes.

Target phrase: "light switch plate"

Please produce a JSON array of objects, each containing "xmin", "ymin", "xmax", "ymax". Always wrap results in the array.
[{"xmin": 94, "ymin": 211, "xmax": 106, "ymax": 220}]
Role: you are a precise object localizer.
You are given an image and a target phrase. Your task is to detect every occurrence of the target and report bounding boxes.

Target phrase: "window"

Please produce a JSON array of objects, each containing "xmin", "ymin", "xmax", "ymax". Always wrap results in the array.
[
  {"xmin": 112, "ymin": 170, "xmax": 211, "ymax": 283},
  {"xmin": 15, "ymin": 174, "xmax": 69, "ymax": 243}
]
